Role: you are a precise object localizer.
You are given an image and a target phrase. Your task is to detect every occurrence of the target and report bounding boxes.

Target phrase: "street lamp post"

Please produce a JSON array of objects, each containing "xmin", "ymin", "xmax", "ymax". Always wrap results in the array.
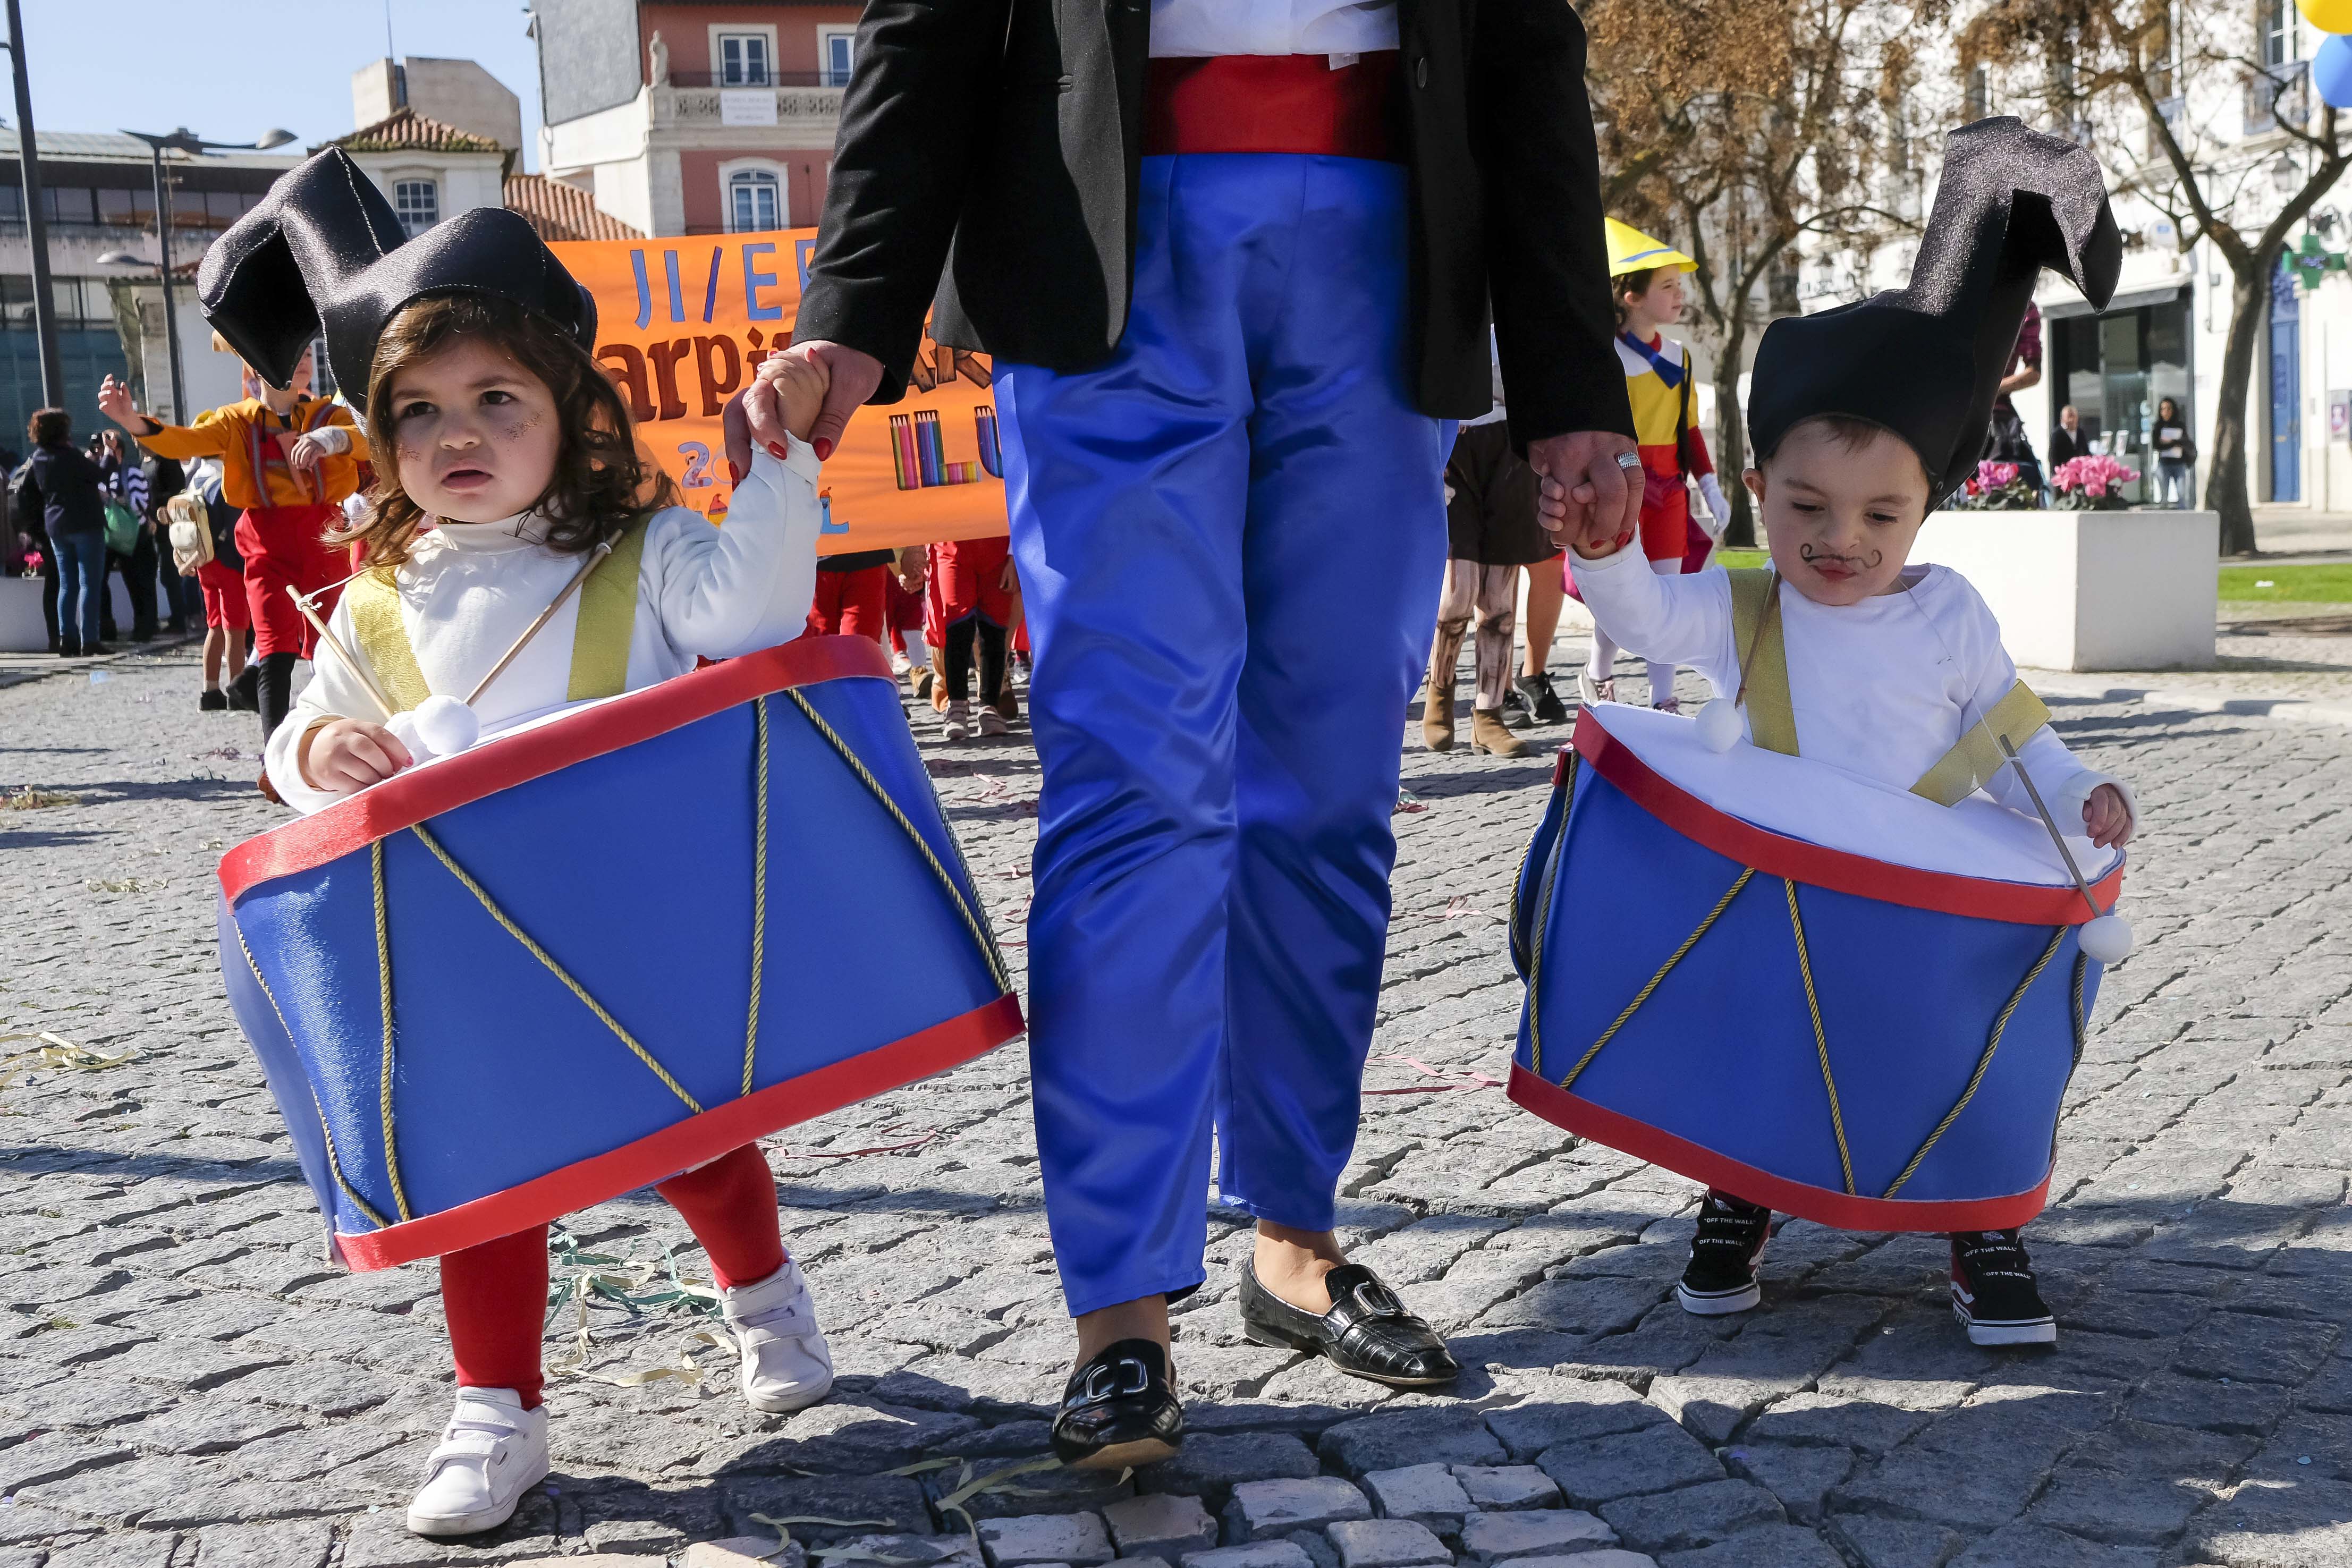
[{"xmin": 107, "ymin": 126, "xmax": 293, "ymax": 422}]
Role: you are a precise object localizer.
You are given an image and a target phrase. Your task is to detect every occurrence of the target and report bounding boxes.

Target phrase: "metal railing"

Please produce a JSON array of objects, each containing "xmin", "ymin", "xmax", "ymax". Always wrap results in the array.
[{"xmin": 661, "ymin": 69, "xmax": 849, "ymax": 89}]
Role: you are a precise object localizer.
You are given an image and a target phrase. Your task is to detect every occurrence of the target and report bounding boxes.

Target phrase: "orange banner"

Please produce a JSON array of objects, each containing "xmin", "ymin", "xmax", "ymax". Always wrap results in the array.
[{"xmin": 549, "ymin": 230, "xmax": 1009, "ymax": 555}]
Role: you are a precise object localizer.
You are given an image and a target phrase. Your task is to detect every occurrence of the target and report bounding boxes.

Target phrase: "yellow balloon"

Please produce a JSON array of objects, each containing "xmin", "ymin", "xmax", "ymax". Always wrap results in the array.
[{"xmin": 2300, "ymin": 0, "xmax": 2352, "ymax": 36}]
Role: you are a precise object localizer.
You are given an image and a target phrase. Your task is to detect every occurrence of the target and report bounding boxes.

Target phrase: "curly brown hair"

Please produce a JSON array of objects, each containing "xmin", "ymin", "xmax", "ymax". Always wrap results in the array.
[
  {"xmin": 334, "ymin": 292, "xmax": 676, "ymax": 570},
  {"xmin": 28, "ymin": 408, "xmax": 70, "ymax": 448}
]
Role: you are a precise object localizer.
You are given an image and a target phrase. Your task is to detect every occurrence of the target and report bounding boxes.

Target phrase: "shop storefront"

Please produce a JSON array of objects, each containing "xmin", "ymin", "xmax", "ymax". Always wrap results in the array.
[{"xmin": 2046, "ymin": 283, "xmax": 2194, "ymax": 506}]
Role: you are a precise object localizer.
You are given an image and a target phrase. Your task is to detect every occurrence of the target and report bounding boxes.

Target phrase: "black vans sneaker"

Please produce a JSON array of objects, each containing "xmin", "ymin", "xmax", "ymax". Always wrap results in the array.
[
  {"xmin": 1677, "ymin": 1191, "xmax": 1772, "ymax": 1316},
  {"xmin": 1513, "ymin": 672, "xmax": 1569, "ymax": 725},
  {"xmin": 1950, "ymin": 1230, "xmax": 2057, "ymax": 1346}
]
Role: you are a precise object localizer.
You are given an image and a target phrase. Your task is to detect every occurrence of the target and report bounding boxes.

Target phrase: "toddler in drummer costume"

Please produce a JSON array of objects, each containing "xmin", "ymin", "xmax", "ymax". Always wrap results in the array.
[
  {"xmin": 1559, "ymin": 120, "xmax": 2135, "ymax": 1347},
  {"xmin": 213, "ymin": 151, "xmax": 835, "ymax": 1538}
]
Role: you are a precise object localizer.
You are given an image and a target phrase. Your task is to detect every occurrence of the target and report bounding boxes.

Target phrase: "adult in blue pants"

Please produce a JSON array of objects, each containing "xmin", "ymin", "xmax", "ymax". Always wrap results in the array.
[{"xmin": 779, "ymin": 1, "xmax": 1641, "ymax": 1469}]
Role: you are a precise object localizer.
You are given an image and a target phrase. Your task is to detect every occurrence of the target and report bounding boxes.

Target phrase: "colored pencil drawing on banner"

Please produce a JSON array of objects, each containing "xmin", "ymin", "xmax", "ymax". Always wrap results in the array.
[{"xmin": 550, "ymin": 230, "xmax": 1010, "ymax": 554}]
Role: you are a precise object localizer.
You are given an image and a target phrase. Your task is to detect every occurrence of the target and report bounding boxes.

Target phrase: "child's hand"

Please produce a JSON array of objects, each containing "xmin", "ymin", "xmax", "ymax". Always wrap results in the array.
[
  {"xmin": 2083, "ymin": 783, "xmax": 2133, "ymax": 850},
  {"xmin": 999, "ymin": 558, "xmax": 1018, "ymax": 594},
  {"xmin": 733, "ymin": 347, "xmax": 833, "ymax": 472},
  {"xmin": 301, "ymin": 719, "xmax": 413, "ymax": 794}
]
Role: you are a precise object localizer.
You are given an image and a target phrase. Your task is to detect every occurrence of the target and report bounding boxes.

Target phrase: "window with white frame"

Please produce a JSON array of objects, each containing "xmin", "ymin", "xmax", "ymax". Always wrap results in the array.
[
  {"xmin": 729, "ymin": 169, "xmax": 782, "ymax": 232},
  {"xmin": 2260, "ymin": 0, "xmax": 2296, "ymax": 66},
  {"xmin": 718, "ymin": 31, "xmax": 773, "ymax": 85},
  {"xmin": 392, "ymin": 179, "xmax": 439, "ymax": 236},
  {"xmin": 818, "ymin": 27, "xmax": 857, "ymax": 86}
]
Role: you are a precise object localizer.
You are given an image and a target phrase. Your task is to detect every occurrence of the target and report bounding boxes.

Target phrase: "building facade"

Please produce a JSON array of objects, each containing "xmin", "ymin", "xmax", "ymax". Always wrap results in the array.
[
  {"xmin": 0, "ymin": 131, "xmax": 297, "ymax": 444},
  {"xmin": 531, "ymin": 1, "xmax": 859, "ymax": 239}
]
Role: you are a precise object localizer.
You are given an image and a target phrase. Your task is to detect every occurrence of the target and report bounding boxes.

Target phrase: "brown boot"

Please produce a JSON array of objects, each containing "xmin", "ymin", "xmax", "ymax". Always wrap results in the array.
[
  {"xmin": 1423, "ymin": 684, "xmax": 1455, "ymax": 752},
  {"xmin": 1471, "ymin": 708, "xmax": 1529, "ymax": 758}
]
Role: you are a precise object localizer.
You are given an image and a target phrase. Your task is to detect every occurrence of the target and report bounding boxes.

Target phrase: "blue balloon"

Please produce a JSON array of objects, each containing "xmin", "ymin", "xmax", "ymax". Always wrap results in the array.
[{"xmin": 2317, "ymin": 35, "xmax": 2352, "ymax": 110}]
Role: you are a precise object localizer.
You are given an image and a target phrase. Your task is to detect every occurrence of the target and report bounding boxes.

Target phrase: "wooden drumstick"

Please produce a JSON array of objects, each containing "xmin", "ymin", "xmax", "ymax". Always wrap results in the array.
[
  {"xmin": 285, "ymin": 586, "xmax": 398, "ymax": 723},
  {"xmin": 1995, "ymin": 732, "xmax": 2108, "ymax": 922},
  {"xmin": 463, "ymin": 541, "xmax": 613, "ymax": 707}
]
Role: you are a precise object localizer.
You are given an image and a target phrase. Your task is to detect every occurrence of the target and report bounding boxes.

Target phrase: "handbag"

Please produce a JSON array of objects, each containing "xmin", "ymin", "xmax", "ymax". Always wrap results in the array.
[
  {"xmin": 101, "ymin": 498, "xmax": 142, "ymax": 556},
  {"xmin": 163, "ymin": 492, "xmax": 213, "ymax": 575}
]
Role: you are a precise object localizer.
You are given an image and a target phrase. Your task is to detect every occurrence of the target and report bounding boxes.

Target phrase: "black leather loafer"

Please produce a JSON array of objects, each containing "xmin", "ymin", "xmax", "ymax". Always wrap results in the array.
[
  {"xmin": 1051, "ymin": 1338, "xmax": 1183, "ymax": 1471},
  {"xmin": 1238, "ymin": 1261, "xmax": 1460, "ymax": 1387}
]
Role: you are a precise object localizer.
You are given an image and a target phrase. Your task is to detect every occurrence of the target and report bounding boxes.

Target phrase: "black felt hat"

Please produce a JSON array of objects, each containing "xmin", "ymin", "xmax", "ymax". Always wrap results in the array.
[
  {"xmin": 1747, "ymin": 117, "xmax": 2121, "ymax": 506},
  {"xmin": 197, "ymin": 148, "xmax": 596, "ymax": 401}
]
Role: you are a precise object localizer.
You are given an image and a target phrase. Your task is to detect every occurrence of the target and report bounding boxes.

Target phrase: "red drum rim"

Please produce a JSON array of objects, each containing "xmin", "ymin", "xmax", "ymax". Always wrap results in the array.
[
  {"xmin": 336, "ymin": 993, "xmax": 1026, "ymax": 1270},
  {"xmin": 1568, "ymin": 708, "xmax": 2124, "ymax": 926},
  {"xmin": 1509, "ymin": 1064, "xmax": 2052, "ymax": 1233},
  {"xmin": 219, "ymin": 636, "xmax": 895, "ymax": 904}
]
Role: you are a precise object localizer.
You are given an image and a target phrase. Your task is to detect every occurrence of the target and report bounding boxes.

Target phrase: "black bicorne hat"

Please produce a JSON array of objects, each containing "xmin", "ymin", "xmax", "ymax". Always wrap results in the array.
[
  {"xmin": 1747, "ymin": 117, "xmax": 2121, "ymax": 507},
  {"xmin": 198, "ymin": 148, "xmax": 597, "ymax": 400}
]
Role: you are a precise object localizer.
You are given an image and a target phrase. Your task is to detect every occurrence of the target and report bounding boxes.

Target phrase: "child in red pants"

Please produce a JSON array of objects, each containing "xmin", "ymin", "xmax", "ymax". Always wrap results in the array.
[{"xmin": 928, "ymin": 533, "xmax": 1017, "ymax": 739}]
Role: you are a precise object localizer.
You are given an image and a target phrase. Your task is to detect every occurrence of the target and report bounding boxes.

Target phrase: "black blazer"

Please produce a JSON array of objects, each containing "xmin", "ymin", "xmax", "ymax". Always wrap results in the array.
[
  {"xmin": 2046, "ymin": 427, "xmax": 2079, "ymax": 469},
  {"xmin": 796, "ymin": 0, "xmax": 1635, "ymax": 448}
]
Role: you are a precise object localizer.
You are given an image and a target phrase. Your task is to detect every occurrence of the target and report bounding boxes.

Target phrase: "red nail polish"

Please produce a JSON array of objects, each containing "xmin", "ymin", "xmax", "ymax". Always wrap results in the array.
[
  {"xmin": 813, "ymin": 438, "xmax": 833, "ymax": 462},
  {"xmin": 727, "ymin": 460, "xmax": 744, "ymax": 484},
  {"xmin": 767, "ymin": 441, "xmax": 790, "ymax": 460}
]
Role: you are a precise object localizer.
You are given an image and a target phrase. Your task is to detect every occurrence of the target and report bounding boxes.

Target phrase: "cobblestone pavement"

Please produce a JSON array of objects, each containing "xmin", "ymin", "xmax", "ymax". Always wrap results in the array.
[{"xmin": 3, "ymin": 645, "xmax": 2349, "ymax": 1568}]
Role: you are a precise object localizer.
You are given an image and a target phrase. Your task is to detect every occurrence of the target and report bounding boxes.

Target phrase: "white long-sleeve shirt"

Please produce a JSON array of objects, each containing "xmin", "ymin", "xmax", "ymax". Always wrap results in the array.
[
  {"xmin": 1573, "ymin": 545, "xmax": 2134, "ymax": 831},
  {"xmin": 1149, "ymin": 0, "xmax": 1398, "ymax": 56},
  {"xmin": 266, "ymin": 437, "xmax": 822, "ymax": 816}
]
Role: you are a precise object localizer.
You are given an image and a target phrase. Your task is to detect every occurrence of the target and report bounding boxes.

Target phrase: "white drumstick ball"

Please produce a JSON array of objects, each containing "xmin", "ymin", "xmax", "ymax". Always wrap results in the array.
[
  {"xmin": 2078, "ymin": 912, "xmax": 2134, "ymax": 964},
  {"xmin": 414, "ymin": 693, "xmax": 480, "ymax": 757},
  {"xmin": 1694, "ymin": 697, "xmax": 1743, "ymax": 752},
  {"xmin": 385, "ymin": 710, "xmax": 429, "ymax": 761}
]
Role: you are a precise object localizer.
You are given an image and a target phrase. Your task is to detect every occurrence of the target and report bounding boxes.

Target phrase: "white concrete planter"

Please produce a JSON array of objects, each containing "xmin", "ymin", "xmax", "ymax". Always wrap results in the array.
[
  {"xmin": 0, "ymin": 571, "xmax": 141, "ymax": 652},
  {"xmin": 1911, "ymin": 509, "xmax": 2218, "ymax": 672}
]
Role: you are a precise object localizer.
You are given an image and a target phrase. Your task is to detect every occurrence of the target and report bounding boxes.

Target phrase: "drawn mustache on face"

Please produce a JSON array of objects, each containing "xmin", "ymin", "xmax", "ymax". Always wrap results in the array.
[{"xmin": 1799, "ymin": 541, "xmax": 1883, "ymax": 571}]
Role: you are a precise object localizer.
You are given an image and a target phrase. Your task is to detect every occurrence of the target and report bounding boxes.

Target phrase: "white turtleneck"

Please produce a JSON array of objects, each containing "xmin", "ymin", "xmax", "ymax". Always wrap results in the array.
[
  {"xmin": 1574, "ymin": 545, "xmax": 2136, "ymax": 834},
  {"xmin": 266, "ymin": 437, "xmax": 822, "ymax": 815}
]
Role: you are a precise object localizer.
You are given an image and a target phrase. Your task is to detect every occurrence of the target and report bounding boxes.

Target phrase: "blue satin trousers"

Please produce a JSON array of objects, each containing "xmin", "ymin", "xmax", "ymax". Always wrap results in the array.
[{"xmin": 997, "ymin": 154, "xmax": 1453, "ymax": 1315}]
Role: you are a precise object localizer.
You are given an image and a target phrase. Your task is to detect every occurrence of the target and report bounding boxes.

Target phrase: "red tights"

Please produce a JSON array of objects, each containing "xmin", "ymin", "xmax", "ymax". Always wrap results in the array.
[{"xmin": 438, "ymin": 1143, "xmax": 785, "ymax": 1410}]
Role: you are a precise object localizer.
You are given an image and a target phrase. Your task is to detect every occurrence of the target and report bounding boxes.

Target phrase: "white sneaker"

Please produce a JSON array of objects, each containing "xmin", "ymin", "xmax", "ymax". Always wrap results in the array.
[
  {"xmin": 723, "ymin": 1258, "xmax": 836, "ymax": 1415},
  {"xmin": 406, "ymin": 1387, "xmax": 549, "ymax": 1538},
  {"xmin": 977, "ymin": 706, "xmax": 1008, "ymax": 737},
  {"xmin": 942, "ymin": 699, "xmax": 972, "ymax": 741}
]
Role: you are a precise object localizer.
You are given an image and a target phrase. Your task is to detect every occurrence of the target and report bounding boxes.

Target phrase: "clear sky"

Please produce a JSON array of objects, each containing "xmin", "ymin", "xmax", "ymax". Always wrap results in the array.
[{"xmin": 10, "ymin": 0, "xmax": 544, "ymax": 171}]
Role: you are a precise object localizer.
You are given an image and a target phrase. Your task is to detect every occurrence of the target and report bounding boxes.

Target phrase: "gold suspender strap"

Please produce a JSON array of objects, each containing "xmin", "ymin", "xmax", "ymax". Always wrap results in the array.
[
  {"xmin": 1909, "ymin": 680, "xmax": 2053, "ymax": 807},
  {"xmin": 341, "ymin": 570, "xmax": 432, "ymax": 715},
  {"xmin": 565, "ymin": 513, "xmax": 654, "ymax": 703},
  {"xmin": 1725, "ymin": 568, "xmax": 1798, "ymax": 757}
]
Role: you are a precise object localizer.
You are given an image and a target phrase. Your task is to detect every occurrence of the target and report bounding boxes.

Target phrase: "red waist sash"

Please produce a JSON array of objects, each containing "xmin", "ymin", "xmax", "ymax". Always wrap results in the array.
[{"xmin": 1143, "ymin": 52, "xmax": 1402, "ymax": 162}]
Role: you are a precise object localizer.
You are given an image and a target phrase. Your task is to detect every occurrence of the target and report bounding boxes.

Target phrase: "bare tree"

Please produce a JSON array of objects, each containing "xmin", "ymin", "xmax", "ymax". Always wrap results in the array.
[
  {"xmin": 1965, "ymin": 0, "xmax": 2350, "ymax": 554},
  {"xmin": 1587, "ymin": 0, "xmax": 1928, "ymax": 545}
]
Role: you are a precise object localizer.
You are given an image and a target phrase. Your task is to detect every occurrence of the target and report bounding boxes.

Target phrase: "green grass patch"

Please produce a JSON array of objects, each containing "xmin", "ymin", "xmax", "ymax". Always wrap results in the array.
[
  {"xmin": 2217, "ymin": 563, "xmax": 2352, "ymax": 603},
  {"xmin": 1714, "ymin": 548, "xmax": 1768, "ymax": 570}
]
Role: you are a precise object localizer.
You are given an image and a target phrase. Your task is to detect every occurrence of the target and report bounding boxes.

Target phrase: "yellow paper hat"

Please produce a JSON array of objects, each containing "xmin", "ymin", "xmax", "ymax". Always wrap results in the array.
[{"xmin": 1607, "ymin": 218, "xmax": 1696, "ymax": 277}]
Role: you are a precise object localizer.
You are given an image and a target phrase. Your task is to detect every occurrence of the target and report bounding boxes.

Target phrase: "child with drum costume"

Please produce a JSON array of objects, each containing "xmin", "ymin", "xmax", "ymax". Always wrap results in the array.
[
  {"xmin": 206, "ymin": 150, "xmax": 839, "ymax": 1538},
  {"xmin": 1572, "ymin": 221, "xmax": 1732, "ymax": 714},
  {"xmin": 1524, "ymin": 120, "xmax": 2135, "ymax": 1347}
]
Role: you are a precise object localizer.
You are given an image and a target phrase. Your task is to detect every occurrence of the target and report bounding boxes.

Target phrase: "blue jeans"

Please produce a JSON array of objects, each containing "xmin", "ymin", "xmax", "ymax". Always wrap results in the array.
[
  {"xmin": 2158, "ymin": 458, "xmax": 2194, "ymax": 509},
  {"xmin": 50, "ymin": 528, "xmax": 105, "ymax": 650},
  {"xmin": 1000, "ymin": 154, "xmax": 1453, "ymax": 1313}
]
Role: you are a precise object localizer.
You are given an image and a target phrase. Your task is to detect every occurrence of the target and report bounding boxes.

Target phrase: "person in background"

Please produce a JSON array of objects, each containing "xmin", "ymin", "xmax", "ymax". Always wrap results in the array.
[
  {"xmin": 142, "ymin": 444, "xmax": 192, "ymax": 635},
  {"xmin": 2047, "ymin": 403, "xmax": 2082, "ymax": 470},
  {"xmin": 22, "ymin": 409, "xmax": 111, "ymax": 657},
  {"xmin": 103, "ymin": 429, "xmax": 164, "ymax": 642},
  {"xmin": 2153, "ymin": 397, "xmax": 2195, "ymax": 509},
  {"xmin": 805, "ymin": 545, "xmax": 896, "ymax": 644},
  {"xmin": 1984, "ymin": 301, "xmax": 2044, "ymax": 494},
  {"xmin": 179, "ymin": 456, "xmax": 254, "ymax": 710},
  {"xmin": 8, "ymin": 448, "xmax": 61, "ymax": 652}
]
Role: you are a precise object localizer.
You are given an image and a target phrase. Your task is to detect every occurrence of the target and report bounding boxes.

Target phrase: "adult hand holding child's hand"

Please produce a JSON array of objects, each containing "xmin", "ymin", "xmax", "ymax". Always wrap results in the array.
[
  {"xmin": 301, "ymin": 719, "xmax": 413, "ymax": 795},
  {"xmin": 729, "ymin": 350, "xmax": 834, "ymax": 480},
  {"xmin": 1529, "ymin": 431, "xmax": 1643, "ymax": 561}
]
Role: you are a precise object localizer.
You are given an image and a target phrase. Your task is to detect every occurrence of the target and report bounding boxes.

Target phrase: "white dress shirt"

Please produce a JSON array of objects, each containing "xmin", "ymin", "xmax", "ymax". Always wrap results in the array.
[
  {"xmin": 1573, "ymin": 548, "xmax": 2134, "ymax": 832},
  {"xmin": 1149, "ymin": 0, "xmax": 1399, "ymax": 57},
  {"xmin": 267, "ymin": 437, "xmax": 823, "ymax": 815}
]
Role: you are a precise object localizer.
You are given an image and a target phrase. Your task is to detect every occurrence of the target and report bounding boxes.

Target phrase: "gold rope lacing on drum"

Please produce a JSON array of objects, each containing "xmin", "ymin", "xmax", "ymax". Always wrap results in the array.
[
  {"xmin": 407, "ymin": 820, "xmax": 708, "ymax": 1115},
  {"xmin": 780, "ymin": 687, "xmax": 1012, "ymax": 993},
  {"xmin": 371, "ymin": 841, "xmax": 414, "ymax": 1222},
  {"xmin": 1881, "ymin": 924, "xmax": 2067, "ymax": 1199},
  {"xmin": 1783, "ymin": 879, "xmax": 1857, "ymax": 1196},
  {"xmin": 227, "ymin": 914, "xmax": 391, "ymax": 1230},
  {"xmin": 1549, "ymin": 869, "xmax": 1756, "ymax": 1094},
  {"xmin": 743, "ymin": 696, "xmax": 770, "ymax": 1098}
]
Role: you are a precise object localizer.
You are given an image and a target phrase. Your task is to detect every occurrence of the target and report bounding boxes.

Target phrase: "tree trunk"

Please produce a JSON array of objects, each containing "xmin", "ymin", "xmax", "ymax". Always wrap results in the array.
[
  {"xmin": 1715, "ymin": 323, "xmax": 1755, "ymax": 546},
  {"xmin": 2207, "ymin": 268, "xmax": 2268, "ymax": 556}
]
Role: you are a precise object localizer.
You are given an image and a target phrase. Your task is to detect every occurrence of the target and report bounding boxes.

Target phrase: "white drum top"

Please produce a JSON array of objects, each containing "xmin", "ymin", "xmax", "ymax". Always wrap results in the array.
[{"xmin": 1584, "ymin": 704, "xmax": 2123, "ymax": 889}]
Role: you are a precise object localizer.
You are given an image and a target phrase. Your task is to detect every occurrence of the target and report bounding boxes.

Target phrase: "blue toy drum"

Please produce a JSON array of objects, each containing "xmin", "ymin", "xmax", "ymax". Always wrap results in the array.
[
  {"xmin": 218, "ymin": 636, "xmax": 1023, "ymax": 1270},
  {"xmin": 1509, "ymin": 705, "xmax": 2123, "ymax": 1231}
]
